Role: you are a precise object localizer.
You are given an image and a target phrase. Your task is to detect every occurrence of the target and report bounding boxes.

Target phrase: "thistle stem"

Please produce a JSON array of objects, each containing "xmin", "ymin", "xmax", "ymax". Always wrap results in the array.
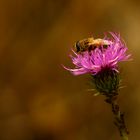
[{"xmin": 105, "ymin": 95, "xmax": 129, "ymax": 140}]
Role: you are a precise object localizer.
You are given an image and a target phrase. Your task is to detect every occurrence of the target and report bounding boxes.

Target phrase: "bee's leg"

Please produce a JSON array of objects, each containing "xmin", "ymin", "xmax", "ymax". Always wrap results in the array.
[
  {"xmin": 88, "ymin": 45, "xmax": 96, "ymax": 52},
  {"xmin": 88, "ymin": 45, "xmax": 92, "ymax": 52}
]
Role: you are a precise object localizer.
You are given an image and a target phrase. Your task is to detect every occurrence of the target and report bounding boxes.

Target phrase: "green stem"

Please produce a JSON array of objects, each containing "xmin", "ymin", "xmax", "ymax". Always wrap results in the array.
[
  {"xmin": 105, "ymin": 95, "xmax": 129, "ymax": 140},
  {"xmin": 121, "ymin": 133, "xmax": 128, "ymax": 140}
]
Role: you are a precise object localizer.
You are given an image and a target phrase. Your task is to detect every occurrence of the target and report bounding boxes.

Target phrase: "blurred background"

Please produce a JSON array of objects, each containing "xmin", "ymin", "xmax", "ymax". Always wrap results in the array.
[{"xmin": 0, "ymin": 0, "xmax": 139, "ymax": 140}]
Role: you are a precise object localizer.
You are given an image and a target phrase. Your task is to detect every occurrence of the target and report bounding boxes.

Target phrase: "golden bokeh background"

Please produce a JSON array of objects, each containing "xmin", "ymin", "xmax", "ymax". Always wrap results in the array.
[{"xmin": 0, "ymin": 0, "xmax": 139, "ymax": 140}]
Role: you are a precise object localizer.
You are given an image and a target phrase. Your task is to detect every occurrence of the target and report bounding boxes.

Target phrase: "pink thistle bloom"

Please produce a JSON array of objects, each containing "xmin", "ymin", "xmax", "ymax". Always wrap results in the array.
[{"xmin": 64, "ymin": 32, "xmax": 131, "ymax": 75}]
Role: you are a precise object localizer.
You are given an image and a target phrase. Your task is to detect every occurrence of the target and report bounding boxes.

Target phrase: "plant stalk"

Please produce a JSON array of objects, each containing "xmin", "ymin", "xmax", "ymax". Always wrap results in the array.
[{"xmin": 105, "ymin": 95, "xmax": 129, "ymax": 140}]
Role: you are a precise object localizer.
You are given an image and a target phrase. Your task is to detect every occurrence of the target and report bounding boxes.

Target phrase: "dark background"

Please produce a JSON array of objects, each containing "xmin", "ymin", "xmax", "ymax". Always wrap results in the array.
[{"xmin": 0, "ymin": 0, "xmax": 139, "ymax": 140}]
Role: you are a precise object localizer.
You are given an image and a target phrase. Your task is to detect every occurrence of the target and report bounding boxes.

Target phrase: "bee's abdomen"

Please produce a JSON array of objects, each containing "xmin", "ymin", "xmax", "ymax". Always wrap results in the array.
[{"xmin": 75, "ymin": 41, "xmax": 81, "ymax": 52}]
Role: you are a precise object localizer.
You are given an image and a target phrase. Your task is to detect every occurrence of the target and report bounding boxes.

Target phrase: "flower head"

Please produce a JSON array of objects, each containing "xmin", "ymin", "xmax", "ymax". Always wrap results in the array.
[{"xmin": 64, "ymin": 32, "xmax": 131, "ymax": 76}]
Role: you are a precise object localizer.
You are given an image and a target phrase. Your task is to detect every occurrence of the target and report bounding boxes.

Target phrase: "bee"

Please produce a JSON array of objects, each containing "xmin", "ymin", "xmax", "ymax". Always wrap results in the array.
[{"xmin": 74, "ymin": 37, "xmax": 112, "ymax": 53}]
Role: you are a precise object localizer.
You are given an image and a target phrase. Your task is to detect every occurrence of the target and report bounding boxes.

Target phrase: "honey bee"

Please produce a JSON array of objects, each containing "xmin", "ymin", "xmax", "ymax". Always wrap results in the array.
[{"xmin": 74, "ymin": 37, "xmax": 112, "ymax": 53}]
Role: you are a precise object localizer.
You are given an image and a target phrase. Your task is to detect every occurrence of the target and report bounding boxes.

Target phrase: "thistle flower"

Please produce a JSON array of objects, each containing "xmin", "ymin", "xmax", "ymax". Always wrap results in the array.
[
  {"xmin": 63, "ymin": 32, "xmax": 131, "ymax": 140},
  {"xmin": 64, "ymin": 32, "xmax": 131, "ymax": 76}
]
